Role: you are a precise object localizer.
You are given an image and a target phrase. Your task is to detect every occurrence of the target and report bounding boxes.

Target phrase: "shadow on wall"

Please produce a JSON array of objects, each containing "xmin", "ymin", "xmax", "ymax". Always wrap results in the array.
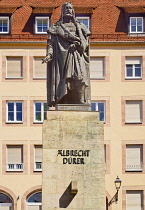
[
  {"xmin": 22, "ymin": 14, "xmax": 34, "ymax": 33},
  {"xmin": 115, "ymin": 7, "xmax": 128, "ymax": 33},
  {"xmin": 59, "ymin": 183, "xmax": 77, "ymax": 208}
]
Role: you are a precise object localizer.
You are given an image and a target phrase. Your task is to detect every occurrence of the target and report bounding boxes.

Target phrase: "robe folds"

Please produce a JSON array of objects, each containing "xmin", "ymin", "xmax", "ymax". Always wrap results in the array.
[{"xmin": 47, "ymin": 20, "xmax": 91, "ymax": 106}]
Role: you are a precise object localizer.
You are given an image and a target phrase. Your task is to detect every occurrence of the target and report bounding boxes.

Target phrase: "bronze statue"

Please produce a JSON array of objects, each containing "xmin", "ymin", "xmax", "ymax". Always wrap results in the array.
[{"xmin": 42, "ymin": 1, "xmax": 91, "ymax": 106}]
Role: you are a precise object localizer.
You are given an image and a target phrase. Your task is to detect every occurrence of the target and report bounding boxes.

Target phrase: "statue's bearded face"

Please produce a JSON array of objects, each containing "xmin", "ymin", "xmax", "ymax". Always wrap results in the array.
[{"xmin": 63, "ymin": 3, "xmax": 73, "ymax": 17}]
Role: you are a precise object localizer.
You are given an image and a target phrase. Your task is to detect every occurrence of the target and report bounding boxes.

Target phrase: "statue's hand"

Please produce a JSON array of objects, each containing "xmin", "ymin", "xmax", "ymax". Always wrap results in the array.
[
  {"xmin": 69, "ymin": 41, "xmax": 81, "ymax": 52},
  {"xmin": 74, "ymin": 36, "xmax": 81, "ymax": 43},
  {"xmin": 42, "ymin": 54, "xmax": 52, "ymax": 63},
  {"xmin": 70, "ymin": 43, "xmax": 76, "ymax": 51}
]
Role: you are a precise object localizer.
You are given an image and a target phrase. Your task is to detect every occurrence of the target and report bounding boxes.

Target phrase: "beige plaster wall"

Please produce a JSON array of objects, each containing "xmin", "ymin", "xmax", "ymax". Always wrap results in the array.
[{"xmin": 0, "ymin": 43, "xmax": 145, "ymax": 209}]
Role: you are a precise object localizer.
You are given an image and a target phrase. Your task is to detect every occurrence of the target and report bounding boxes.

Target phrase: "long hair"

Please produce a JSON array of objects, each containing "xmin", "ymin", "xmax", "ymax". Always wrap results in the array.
[{"xmin": 59, "ymin": 1, "xmax": 76, "ymax": 24}]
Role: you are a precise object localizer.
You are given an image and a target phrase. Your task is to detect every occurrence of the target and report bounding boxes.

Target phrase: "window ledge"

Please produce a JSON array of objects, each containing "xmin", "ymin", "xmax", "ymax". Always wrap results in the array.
[
  {"xmin": 125, "ymin": 169, "xmax": 143, "ymax": 172},
  {"xmin": 33, "ymin": 169, "xmax": 42, "ymax": 172},
  {"xmin": 33, "ymin": 78, "xmax": 46, "ymax": 80},
  {"xmin": 90, "ymin": 78, "xmax": 105, "ymax": 80},
  {"xmin": 5, "ymin": 77, "xmax": 23, "ymax": 79},
  {"xmin": 125, "ymin": 78, "xmax": 142, "ymax": 80},
  {"xmin": 0, "ymin": 32, "xmax": 9, "ymax": 34},
  {"xmin": 6, "ymin": 121, "xmax": 23, "ymax": 124},
  {"xmin": 33, "ymin": 122, "xmax": 43, "ymax": 124},
  {"xmin": 6, "ymin": 169, "xmax": 23, "ymax": 172},
  {"xmin": 35, "ymin": 32, "xmax": 47, "ymax": 35},
  {"xmin": 125, "ymin": 122, "xmax": 142, "ymax": 124}
]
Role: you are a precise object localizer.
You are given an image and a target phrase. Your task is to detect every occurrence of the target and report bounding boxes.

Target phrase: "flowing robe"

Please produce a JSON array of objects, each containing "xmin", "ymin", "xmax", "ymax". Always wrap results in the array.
[{"xmin": 47, "ymin": 20, "xmax": 91, "ymax": 106}]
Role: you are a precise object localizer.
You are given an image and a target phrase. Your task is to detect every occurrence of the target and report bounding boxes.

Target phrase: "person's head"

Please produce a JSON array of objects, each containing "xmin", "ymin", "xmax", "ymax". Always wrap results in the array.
[
  {"xmin": 61, "ymin": 2, "xmax": 75, "ymax": 19},
  {"xmin": 63, "ymin": 2, "xmax": 74, "ymax": 17}
]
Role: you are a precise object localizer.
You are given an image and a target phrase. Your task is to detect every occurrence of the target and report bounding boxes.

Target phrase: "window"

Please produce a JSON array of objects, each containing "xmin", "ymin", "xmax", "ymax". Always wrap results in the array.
[
  {"xmin": 130, "ymin": 17, "xmax": 143, "ymax": 33},
  {"xmin": 34, "ymin": 102, "xmax": 47, "ymax": 123},
  {"xmin": 125, "ymin": 101, "xmax": 142, "ymax": 123},
  {"xmin": 35, "ymin": 17, "xmax": 49, "ymax": 34},
  {"xmin": 7, "ymin": 145, "xmax": 23, "ymax": 171},
  {"xmin": 27, "ymin": 192, "xmax": 42, "ymax": 210},
  {"xmin": 0, "ymin": 192, "xmax": 13, "ymax": 209},
  {"xmin": 0, "ymin": 17, "xmax": 9, "ymax": 34},
  {"xmin": 125, "ymin": 57, "xmax": 142, "ymax": 79},
  {"xmin": 34, "ymin": 146, "xmax": 42, "ymax": 171},
  {"xmin": 90, "ymin": 57, "xmax": 105, "ymax": 79},
  {"xmin": 33, "ymin": 57, "xmax": 46, "ymax": 79},
  {"xmin": 126, "ymin": 190, "xmax": 143, "ymax": 210},
  {"xmin": 6, "ymin": 101, "xmax": 23, "ymax": 123},
  {"xmin": 126, "ymin": 145, "xmax": 143, "ymax": 172},
  {"xmin": 76, "ymin": 17, "xmax": 90, "ymax": 29},
  {"xmin": 91, "ymin": 102, "xmax": 105, "ymax": 121},
  {"xmin": 6, "ymin": 57, "xmax": 23, "ymax": 78}
]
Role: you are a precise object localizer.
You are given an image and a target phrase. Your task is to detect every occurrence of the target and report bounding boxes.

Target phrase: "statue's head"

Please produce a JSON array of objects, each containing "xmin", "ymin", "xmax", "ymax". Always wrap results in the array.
[{"xmin": 61, "ymin": 2, "xmax": 75, "ymax": 19}]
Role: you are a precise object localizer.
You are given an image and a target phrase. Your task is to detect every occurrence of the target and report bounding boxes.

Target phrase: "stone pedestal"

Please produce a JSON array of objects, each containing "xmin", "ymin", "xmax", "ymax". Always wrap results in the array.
[{"xmin": 42, "ymin": 111, "xmax": 105, "ymax": 210}]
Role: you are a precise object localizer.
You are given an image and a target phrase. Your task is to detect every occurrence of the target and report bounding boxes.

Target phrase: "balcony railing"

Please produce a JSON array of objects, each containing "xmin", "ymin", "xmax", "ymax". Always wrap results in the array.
[
  {"xmin": 126, "ymin": 163, "xmax": 143, "ymax": 172},
  {"xmin": 34, "ymin": 162, "xmax": 42, "ymax": 171},
  {"xmin": 7, "ymin": 163, "xmax": 23, "ymax": 171}
]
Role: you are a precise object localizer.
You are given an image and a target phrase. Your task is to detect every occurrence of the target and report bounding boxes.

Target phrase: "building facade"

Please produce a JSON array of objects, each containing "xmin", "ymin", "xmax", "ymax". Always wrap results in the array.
[{"xmin": 0, "ymin": 0, "xmax": 145, "ymax": 209}]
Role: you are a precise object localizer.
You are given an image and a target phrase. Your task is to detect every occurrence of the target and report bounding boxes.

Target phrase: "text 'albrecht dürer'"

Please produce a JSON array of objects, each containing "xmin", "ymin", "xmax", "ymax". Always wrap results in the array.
[{"xmin": 57, "ymin": 150, "xmax": 90, "ymax": 164}]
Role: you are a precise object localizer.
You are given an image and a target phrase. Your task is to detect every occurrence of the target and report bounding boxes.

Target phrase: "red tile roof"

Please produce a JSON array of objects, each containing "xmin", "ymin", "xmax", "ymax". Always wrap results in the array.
[{"xmin": 0, "ymin": 0, "xmax": 145, "ymax": 42}]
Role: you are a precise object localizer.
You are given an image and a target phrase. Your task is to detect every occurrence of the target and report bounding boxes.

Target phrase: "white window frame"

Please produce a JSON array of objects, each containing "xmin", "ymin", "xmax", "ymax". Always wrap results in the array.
[
  {"xmin": 34, "ymin": 145, "xmax": 42, "ymax": 172},
  {"xmin": 0, "ymin": 16, "xmax": 9, "ymax": 34},
  {"xmin": 6, "ymin": 101, "xmax": 23, "ymax": 123},
  {"xmin": 130, "ymin": 17, "xmax": 143, "ymax": 33},
  {"xmin": 27, "ymin": 191, "xmax": 42, "ymax": 209},
  {"xmin": 91, "ymin": 101, "xmax": 105, "ymax": 122},
  {"xmin": 34, "ymin": 102, "xmax": 47, "ymax": 123},
  {"xmin": 35, "ymin": 17, "xmax": 49, "ymax": 34},
  {"xmin": 126, "ymin": 64, "xmax": 142, "ymax": 79},
  {"xmin": 76, "ymin": 16, "xmax": 90, "ymax": 29}
]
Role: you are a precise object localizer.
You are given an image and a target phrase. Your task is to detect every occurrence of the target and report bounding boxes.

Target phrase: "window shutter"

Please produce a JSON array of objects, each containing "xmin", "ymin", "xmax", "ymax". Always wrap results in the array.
[
  {"xmin": 34, "ymin": 57, "xmax": 46, "ymax": 78},
  {"xmin": 125, "ymin": 101, "xmax": 142, "ymax": 123},
  {"xmin": 126, "ymin": 145, "xmax": 142, "ymax": 167},
  {"xmin": 90, "ymin": 57, "xmax": 104, "ymax": 78},
  {"xmin": 126, "ymin": 191, "xmax": 143, "ymax": 210},
  {"xmin": 35, "ymin": 146, "xmax": 42, "ymax": 162},
  {"xmin": 7, "ymin": 146, "xmax": 23, "ymax": 164},
  {"xmin": 126, "ymin": 57, "xmax": 142, "ymax": 65},
  {"xmin": 7, "ymin": 57, "xmax": 22, "ymax": 78},
  {"xmin": 28, "ymin": 206, "xmax": 40, "ymax": 210}
]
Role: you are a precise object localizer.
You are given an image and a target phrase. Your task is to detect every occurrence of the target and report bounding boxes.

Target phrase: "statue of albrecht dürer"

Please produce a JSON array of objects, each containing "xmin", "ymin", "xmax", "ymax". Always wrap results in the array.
[{"xmin": 42, "ymin": 1, "xmax": 91, "ymax": 106}]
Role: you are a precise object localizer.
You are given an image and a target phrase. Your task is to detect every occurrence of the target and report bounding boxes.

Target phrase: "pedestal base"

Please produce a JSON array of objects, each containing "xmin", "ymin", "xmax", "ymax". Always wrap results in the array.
[
  {"xmin": 42, "ymin": 111, "xmax": 105, "ymax": 210},
  {"xmin": 55, "ymin": 104, "xmax": 91, "ymax": 111}
]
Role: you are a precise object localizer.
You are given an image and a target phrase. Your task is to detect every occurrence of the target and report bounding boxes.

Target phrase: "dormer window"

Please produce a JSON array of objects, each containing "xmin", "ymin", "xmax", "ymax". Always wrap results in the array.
[
  {"xmin": 130, "ymin": 17, "xmax": 143, "ymax": 33},
  {"xmin": 76, "ymin": 16, "xmax": 90, "ymax": 29},
  {"xmin": 0, "ymin": 17, "xmax": 9, "ymax": 34},
  {"xmin": 35, "ymin": 17, "xmax": 49, "ymax": 34}
]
